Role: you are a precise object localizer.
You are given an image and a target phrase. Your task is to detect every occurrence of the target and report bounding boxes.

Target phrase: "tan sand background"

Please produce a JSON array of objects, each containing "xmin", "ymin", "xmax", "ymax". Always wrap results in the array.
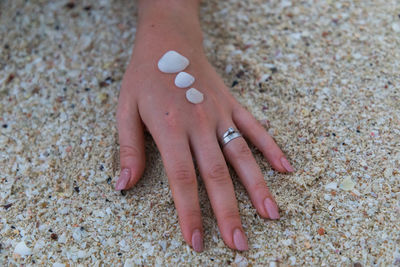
[{"xmin": 1, "ymin": 0, "xmax": 399, "ymax": 265}]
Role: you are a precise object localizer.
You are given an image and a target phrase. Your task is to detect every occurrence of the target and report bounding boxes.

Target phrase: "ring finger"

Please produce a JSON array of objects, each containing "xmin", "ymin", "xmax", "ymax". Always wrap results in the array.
[{"xmin": 218, "ymin": 121, "xmax": 280, "ymax": 220}]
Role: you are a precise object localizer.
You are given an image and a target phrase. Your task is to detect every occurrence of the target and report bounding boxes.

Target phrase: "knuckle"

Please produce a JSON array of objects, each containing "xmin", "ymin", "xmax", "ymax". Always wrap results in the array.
[
  {"xmin": 172, "ymin": 163, "xmax": 195, "ymax": 185},
  {"xmin": 120, "ymin": 145, "xmax": 142, "ymax": 160},
  {"xmin": 221, "ymin": 209, "xmax": 240, "ymax": 222},
  {"xmin": 207, "ymin": 163, "xmax": 229, "ymax": 185},
  {"xmin": 182, "ymin": 209, "xmax": 202, "ymax": 221},
  {"xmin": 252, "ymin": 180, "xmax": 267, "ymax": 195},
  {"xmin": 235, "ymin": 142, "xmax": 252, "ymax": 159},
  {"xmin": 193, "ymin": 106, "xmax": 211, "ymax": 129}
]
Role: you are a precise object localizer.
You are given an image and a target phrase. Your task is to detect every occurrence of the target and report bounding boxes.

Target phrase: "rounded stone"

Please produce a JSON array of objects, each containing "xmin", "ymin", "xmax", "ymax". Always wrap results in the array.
[
  {"xmin": 175, "ymin": 72, "xmax": 195, "ymax": 88},
  {"xmin": 186, "ymin": 88, "xmax": 204, "ymax": 104},
  {"xmin": 157, "ymin": 51, "xmax": 189, "ymax": 73}
]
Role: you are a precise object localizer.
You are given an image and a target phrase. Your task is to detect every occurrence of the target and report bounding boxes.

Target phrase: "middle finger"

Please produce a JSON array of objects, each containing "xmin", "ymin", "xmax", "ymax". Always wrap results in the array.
[{"xmin": 189, "ymin": 128, "xmax": 249, "ymax": 251}]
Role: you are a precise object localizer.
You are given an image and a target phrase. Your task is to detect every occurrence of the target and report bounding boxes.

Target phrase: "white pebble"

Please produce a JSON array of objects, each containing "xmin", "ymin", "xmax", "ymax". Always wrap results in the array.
[
  {"xmin": 185, "ymin": 88, "xmax": 204, "ymax": 104},
  {"xmin": 53, "ymin": 263, "xmax": 66, "ymax": 267},
  {"xmin": 325, "ymin": 182, "xmax": 337, "ymax": 190},
  {"xmin": 174, "ymin": 72, "xmax": 195, "ymax": 88},
  {"xmin": 157, "ymin": 50, "xmax": 189, "ymax": 73},
  {"xmin": 234, "ymin": 253, "xmax": 248, "ymax": 267},
  {"xmin": 14, "ymin": 241, "xmax": 32, "ymax": 256},
  {"xmin": 124, "ymin": 258, "xmax": 135, "ymax": 267},
  {"xmin": 340, "ymin": 177, "xmax": 355, "ymax": 191},
  {"xmin": 225, "ymin": 64, "xmax": 233, "ymax": 73},
  {"xmin": 392, "ymin": 23, "xmax": 400, "ymax": 33}
]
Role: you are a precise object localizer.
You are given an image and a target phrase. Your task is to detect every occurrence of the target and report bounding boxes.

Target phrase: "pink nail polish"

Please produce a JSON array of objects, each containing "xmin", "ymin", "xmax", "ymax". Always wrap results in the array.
[
  {"xmin": 280, "ymin": 157, "xmax": 294, "ymax": 172},
  {"xmin": 115, "ymin": 168, "xmax": 130, "ymax": 190},
  {"xmin": 233, "ymin": 228, "xmax": 248, "ymax": 251},
  {"xmin": 192, "ymin": 229, "xmax": 203, "ymax": 252},
  {"xmin": 264, "ymin": 198, "xmax": 280, "ymax": 219}
]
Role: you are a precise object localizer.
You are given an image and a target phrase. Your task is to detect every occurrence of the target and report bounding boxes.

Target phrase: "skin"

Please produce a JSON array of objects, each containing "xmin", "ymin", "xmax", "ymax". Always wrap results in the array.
[{"xmin": 115, "ymin": 0, "xmax": 295, "ymax": 252}]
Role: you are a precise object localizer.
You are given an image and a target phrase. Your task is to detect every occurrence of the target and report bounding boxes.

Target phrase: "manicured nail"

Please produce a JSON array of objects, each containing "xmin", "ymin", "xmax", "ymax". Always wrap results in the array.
[
  {"xmin": 191, "ymin": 229, "xmax": 203, "ymax": 252},
  {"xmin": 233, "ymin": 228, "xmax": 248, "ymax": 251},
  {"xmin": 115, "ymin": 168, "xmax": 130, "ymax": 190},
  {"xmin": 264, "ymin": 198, "xmax": 280, "ymax": 219},
  {"xmin": 280, "ymin": 157, "xmax": 294, "ymax": 172}
]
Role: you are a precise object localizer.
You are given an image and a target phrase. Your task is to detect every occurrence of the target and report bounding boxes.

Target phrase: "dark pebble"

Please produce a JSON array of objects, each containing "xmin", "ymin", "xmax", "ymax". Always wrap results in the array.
[
  {"xmin": 80, "ymin": 226, "xmax": 85, "ymax": 231},
  {"xmin": 11, "ymin": 225, "xmax": 15, "ymax": 229},
  {"xmin": 48, "ymin": 195, "xmax": 52, "ymax": 198},
  {"xmin": 3, "ymin": 203, "xmax": 12, "ymax": 210},
  {"xmin": 85, "ymin": 87, "xmax": 91, "ymax": 91},
  {"xmin": 106, "ymin": 198, "xmax": 110, "ymax": 202},
  {"xmin": 270, "ymin": 67, "xmax": 278, "ymax": 73},
  {"xmin": 51, "ymin": 233, "xmax": 58, "ymax": 240},
  {"xmin": 356, "ymin": 129, "xmax": 360, "ymax": 133},
  {"xmin": 353, "ymin": 263, "xmax": 362, "ymax": 267},
  {"xmin": 332, "ymin": 133, "xmax": 336, "ymax": 136},
  {"xmin": 235, "ymin": 70, "xmax": 244, "ymax": 78},
  {"xmin": 84, "ymin": 5, "xmax": 92, "ymax": 11},
  {"xmin": 121, "ymin": 190, "xmax": 126, "ymax": 196},
  {"xmin": 107, "ymin": 177, "xmax": 112, "ymax": 184},
  {"xmin": 65, "ymin": 2, "xmax": 75, "ymax": 9},
  {"xmin": 49, "ymin": 229, "xmax": 53, "ymax": 232},
  {"xmin": 117, "ymin": 252, "xmax": 122, "ymax": 256},
  {"xmin": 6, "ymin": 73, "xmax": 15, "ymax": 84},
  {"xmin": 74, "ymin": 186, "xmax": 80, "ymax": 193},
  {"xmin": 231, "ymin": 80, "xmax": 239, "ymax": 87},
  {"xmin": 55, "ymin": 25, "xmax": 60, "ymax": 30},
  {"xmin": 4, "ymin": 44, "xmax": 9, "ymax": 49},
  {"xmin": 2, "ymin": 124, "xmax": 8, "ymax": 128},
  {"xmin": 99, "ymin": 165, "xmax": 104, "ymax": 171}
]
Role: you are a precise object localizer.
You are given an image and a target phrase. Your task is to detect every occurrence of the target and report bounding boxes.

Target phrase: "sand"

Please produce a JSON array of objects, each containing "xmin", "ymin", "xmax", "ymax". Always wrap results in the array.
[{"xmin": 1, "ymin": 0, "xmax": 399, "ymax": 266}]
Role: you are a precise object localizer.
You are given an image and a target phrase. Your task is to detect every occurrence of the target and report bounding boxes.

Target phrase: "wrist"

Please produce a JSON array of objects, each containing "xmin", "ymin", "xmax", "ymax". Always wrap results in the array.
[{"xmin": 132, "ymin": 0, "xmax": 204, "ymax": 63}]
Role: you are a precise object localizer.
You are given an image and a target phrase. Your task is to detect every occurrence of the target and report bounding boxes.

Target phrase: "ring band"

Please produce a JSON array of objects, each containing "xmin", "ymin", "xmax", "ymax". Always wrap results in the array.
[{"xmin": 220, "ymin": 127, "xmax": 242, "ymax": 146}]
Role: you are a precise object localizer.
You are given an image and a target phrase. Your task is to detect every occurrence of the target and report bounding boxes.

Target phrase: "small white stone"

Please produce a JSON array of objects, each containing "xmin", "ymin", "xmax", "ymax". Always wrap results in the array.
[
  {"xmin": 185, "ymin": 88, "xmax": 204, "ymax": 104},
  {"xmin": 325, "ymin": 182, "xmax": 337, "ymax": 190},
  {"xmin": 174, "ymin": 72, "xmax": 195, "ymax": 88},
  {"xmin": 14, "ymin": 241, "xmax": 32, "ymax": 256},
  {"xmin": 157, "ymin": 51, "xmax": 189, "ymax": 73},
  {"xmin": 234, "ymin": 253, "xmax": 248, "ymax": 267},
  {"xmin": 392, "ymin": 23, "xmax": 400, "ymax": 33},
  {"xmin": 53, "ymin": 263, "xmax": 66, "ymax": 267},
  {"xmin": 124, "ymin": 258, "xmax": 135, "ymax": 267},
  {"xmin": 340, "ymin": 177, "xmax": 355, "ymax": 191}
]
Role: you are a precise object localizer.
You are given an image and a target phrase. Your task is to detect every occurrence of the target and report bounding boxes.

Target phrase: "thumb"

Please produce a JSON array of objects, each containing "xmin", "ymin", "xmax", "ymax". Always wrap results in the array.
[{"xmin": 115, "ymin": 104, "xmax": 146, "ymax": 190}]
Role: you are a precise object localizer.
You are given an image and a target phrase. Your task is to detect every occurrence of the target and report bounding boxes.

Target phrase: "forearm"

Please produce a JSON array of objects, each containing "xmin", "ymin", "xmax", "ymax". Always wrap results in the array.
[{"xmin": 132, "ymin": 0, "xmax": 204, "ymax": 62}]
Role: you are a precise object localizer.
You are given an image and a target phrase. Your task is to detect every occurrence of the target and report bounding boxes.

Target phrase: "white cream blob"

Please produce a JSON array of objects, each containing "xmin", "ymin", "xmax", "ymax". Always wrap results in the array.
[
  {"xmin": 186, "ymin": 88, "xmax": 204, "ymax": 104},
  {"xmin": 175, "ymin": 72, "xmax": 195, "ymax": 88},
  {"xmin": 157, "ymin": 51, "xmax": 189, "ymax": 73}
]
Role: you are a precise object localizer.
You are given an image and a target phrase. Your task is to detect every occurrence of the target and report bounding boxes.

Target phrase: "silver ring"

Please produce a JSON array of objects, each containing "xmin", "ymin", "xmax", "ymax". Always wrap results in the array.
[{"xmin": 220, "ymin": 127, "xmax": 242, "ymax": 146}]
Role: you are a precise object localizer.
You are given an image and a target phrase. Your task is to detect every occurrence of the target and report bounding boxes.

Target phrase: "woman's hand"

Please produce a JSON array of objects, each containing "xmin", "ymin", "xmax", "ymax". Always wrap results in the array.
[{"xmin": 115, "ymin": 0, "xmax": 294, "ymax": 252}]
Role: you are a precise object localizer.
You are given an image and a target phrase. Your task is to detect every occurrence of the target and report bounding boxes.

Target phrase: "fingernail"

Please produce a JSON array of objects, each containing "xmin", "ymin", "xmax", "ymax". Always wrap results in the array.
[
  {"xmin": 115, "ymin": 168, "xmax": 130, "ymax": 190},
  {"xmin": 280, "ymin": 157, "xmax": 294, "ymax": 172},
  {"xmin": 264, "ymin": 198, "xmax": 280, "ymax": 219},
  {"xmin": 233, "ymin": 228, "xmax": 248, "ymax": 251},
  {"xmin": 191, "ymin": 229, "xmax": 203, "ymax": 252}
]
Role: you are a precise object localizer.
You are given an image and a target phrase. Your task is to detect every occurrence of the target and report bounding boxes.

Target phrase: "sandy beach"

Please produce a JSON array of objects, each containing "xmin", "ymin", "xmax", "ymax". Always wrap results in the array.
[{"xmin": 1, "ymin": 0, "xmax": 399, "ymax": 265}]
